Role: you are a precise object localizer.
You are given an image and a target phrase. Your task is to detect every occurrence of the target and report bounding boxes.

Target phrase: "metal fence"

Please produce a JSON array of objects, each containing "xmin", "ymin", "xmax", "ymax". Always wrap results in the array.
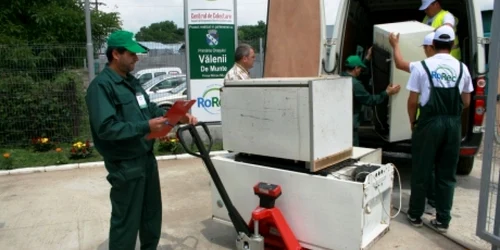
[
  {"xmin": 0, "ymin": 43, "xmax": 91, "ymax": 147},
  {"xmin": 0, "ymin": 39, "xmax": 264, "ymax": 148},
  {"xmin": 477, "ymin": 2, "xmax": 500, "ymax": 248}
]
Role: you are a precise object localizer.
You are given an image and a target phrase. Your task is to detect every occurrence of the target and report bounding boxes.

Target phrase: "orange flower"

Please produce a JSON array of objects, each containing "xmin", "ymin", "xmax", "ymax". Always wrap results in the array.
[
  {"xmin": 56, "ymin": 148, "xmax": 62, "ymax": 153},
  {"xmin": 3, "ymin": 153, "xmax": 10, "ymax": 159}
]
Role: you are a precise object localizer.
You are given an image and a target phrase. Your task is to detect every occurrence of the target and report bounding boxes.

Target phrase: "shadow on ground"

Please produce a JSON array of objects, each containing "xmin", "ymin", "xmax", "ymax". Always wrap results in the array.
[
  {"xmin": 198, "ymin": 219, "xmax": 238, "ymax": 249},
  {"xmin": 96, "ymin": 219, "xmax": 237, "ymax": 250},
  {"xmin": 382, "ymin": 156, "xmax": 482, "ymax": 191}
]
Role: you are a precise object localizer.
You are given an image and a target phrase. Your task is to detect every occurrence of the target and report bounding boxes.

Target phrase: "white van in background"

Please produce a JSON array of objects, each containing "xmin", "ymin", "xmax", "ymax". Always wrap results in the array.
[
  {"xmin": 322, "ymin": 0, "xmax": 492, "ymax": 175},
  {"xmin": 134, "ymin": 67, "xmax": 183, "ymax": 85}
]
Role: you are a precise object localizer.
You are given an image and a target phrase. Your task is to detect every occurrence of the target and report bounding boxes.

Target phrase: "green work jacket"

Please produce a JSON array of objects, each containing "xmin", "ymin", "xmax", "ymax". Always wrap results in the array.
[
  {"xmin": 85, "ymin": 65, "xmax": 165, "ymax": 161},
  {"xmin": 341, "ymin": 71, "xmax": 388, "ymax": 129}
]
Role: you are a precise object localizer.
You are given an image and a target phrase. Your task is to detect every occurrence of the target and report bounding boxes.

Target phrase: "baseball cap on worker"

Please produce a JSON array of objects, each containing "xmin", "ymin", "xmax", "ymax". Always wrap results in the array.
[
  {"xmin": 345, "ymin": 55, "xmax": 367, "ymax": 69},
  {"xmin": 419, "ymin": 0, "xmax": 436, "ymax": 10},
  {"xmin": 434, "ymin": 25, "xmax": 455, "ymax": 42},
  {"xmin": 422, "ymin": 32, "xmax": 435, "ymax": 46},
  {"xmin": 107, "ymin": 30, "xmax": 147, "ymax": 54}
]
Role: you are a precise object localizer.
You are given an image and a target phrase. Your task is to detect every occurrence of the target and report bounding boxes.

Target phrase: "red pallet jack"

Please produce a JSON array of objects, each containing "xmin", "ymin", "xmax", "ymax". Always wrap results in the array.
[{"xmin": 177, "ymin": 122, "xmax": 306, "ymax": 250}]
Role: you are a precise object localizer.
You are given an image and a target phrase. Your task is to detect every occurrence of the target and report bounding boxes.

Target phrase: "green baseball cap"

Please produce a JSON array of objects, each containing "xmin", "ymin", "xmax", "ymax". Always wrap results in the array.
[
  {"xmin": 345, "ymin": 55, "xmax": 367, "ymax": 68},
  {"xmin": 107, "ymin": 30, "xmax": 148, "ymax": 53}
]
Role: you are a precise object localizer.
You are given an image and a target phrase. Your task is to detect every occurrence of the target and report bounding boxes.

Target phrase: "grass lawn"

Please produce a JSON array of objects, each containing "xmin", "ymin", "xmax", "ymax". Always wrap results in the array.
[{"xmin": 0, "ymin": 141, "xmax": 224, "ymax": 170}]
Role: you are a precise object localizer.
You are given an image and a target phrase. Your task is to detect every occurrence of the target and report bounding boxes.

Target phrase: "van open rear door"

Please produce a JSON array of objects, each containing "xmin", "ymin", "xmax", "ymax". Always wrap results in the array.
[
  {"xmin": 323, "ymin": 0, "xmax": 350, "ymax": 75},
  {"xmin": 263, "ymin": 0, "xmax": 326, "ymax": 77}
]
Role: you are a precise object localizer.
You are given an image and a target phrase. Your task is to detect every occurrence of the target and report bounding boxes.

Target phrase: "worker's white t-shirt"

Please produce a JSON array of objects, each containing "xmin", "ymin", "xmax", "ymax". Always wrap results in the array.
[
  {"xmin": 406, "ymin": 53, "xmax": 474, "ymax": 106},
  {"xmin": 425, "ymin": 12, "xmax": 456, "ymax": 27}
]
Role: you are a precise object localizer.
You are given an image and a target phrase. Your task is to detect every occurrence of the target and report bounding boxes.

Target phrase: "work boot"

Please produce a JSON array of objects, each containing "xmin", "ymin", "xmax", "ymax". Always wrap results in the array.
[
  {"xmin": 430, "ymin": 219, "xmax": 448, "ymax": 233},
  {"xmin": 407, "ymin": 214, "xmax": 423, "ymax": 227},
  {"xmin": 424, "ymin": 203, "xmax": 436, "ymax": 215}
]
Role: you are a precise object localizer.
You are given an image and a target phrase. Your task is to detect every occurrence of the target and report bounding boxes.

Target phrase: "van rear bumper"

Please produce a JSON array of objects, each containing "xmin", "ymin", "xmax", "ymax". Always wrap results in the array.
[
  {"xmin": 459, "ymin": 132, "xmax": 484, "ymax": 156},
  {"xmin": 357, "ymin": 127, "xmax": 483, "ymax": 158}
]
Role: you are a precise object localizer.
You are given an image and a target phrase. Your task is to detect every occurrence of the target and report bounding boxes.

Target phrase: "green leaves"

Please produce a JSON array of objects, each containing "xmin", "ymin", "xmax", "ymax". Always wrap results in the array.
[
  {"xmin": 0, "ymin": 71, "xmax": 87, "ymax": 147},
  {"xmin": 135, "ymin": 21, "xmax": 184, "ymax": 44},
  {"xmin": 237, "ymin": 20, "xmax": 267, "ymax": 51},
  {"xmin": 133, "ymin": 19, "xmax": 267, "ymax": 49},
  {"xmin": 0, "ymin": 0, "xmax": 121, "ymax": 45}
]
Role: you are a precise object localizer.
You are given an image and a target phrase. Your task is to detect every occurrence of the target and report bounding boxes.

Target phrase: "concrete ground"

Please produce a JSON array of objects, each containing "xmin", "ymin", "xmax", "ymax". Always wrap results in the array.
[
  {"xmin": 389, "ymin": 155, "xmax": 492, "ymax": 250},
  {"xmin": 0, "ymin": 156, "xmax": 487, "ymax": 250}
]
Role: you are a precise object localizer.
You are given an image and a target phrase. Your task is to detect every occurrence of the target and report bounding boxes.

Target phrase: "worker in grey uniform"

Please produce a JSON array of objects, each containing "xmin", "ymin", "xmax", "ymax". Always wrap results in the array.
[
  {"xmin": 405, "ymin": 26, "xmax": 473, "ymax": 232},
  {"xmin": 389, "ymin": 31, "xmax": 438, "ymax": 216}
]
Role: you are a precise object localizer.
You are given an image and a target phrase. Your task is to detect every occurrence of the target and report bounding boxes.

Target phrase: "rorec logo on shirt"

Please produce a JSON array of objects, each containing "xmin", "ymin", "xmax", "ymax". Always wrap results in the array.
[{"xmin": 431, "ymin": 65, "xmax": 458, "ymax": 83}]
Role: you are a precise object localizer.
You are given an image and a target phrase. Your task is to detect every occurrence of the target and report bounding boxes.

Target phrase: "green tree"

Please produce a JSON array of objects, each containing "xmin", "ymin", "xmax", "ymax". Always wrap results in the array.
[
  {"xmin": 0, "ymin": 0, "xmax": 121, "ymax": 77},
  {"xmin": 135, "ymin": 21, "xmax": 184, "ymax": 43},
  {"xmin": 0, "ymin": 0, "xmax": 121, "ymax": 147},
  {"xmin": 237, "ymin": 20, "xmax": 266, "ymax": 51},
  {"xmin": 0, "ymin": 0, "xmax": 121, "ymax": 46}
]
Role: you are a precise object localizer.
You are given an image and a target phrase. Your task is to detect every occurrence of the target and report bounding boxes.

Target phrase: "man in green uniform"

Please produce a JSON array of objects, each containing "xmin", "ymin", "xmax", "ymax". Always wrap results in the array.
[
  {"xmin": 389, "ymin": 31, "xmax": 438, "ymax": 216},
  {"xmin": 85, "ymin": 30, "xmax": 198, "ymax": 250},
  {"xmin": 341, "ymin": 51, "xmax": 401, "ymax": 146},
  {"xmin": 406, "ymin": 26, "xmax": 473, "ymax": 232}
]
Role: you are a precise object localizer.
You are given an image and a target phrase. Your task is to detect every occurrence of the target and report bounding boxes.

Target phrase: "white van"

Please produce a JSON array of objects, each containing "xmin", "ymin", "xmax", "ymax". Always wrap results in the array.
[
  {"xmin": 134, "ymin": 67, "xmax": 183, "ymax": 85},
  {"xmin": 322, "ymin": 0, "xmax": 491, "ymax": 175}
]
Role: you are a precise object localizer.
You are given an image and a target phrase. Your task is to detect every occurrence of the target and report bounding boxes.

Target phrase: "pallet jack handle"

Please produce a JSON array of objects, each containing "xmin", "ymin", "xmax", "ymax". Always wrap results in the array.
[{"xmin": 176, "ymin": 122, "xmax": 252, "ymax": 237}]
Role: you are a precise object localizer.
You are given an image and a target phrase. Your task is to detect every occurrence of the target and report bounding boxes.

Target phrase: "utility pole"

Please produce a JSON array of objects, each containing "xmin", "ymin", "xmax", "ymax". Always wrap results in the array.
[
  {"xmin": 90, "ymin": 0, "xmax": 106, "ymax": 11},
  {"xmin": 85, "ymin": 0, "xmax": 95, "ymax": 81},
  {"xmin": 87, "ymin": 0, "xmax": 105, "ymax": 78}
]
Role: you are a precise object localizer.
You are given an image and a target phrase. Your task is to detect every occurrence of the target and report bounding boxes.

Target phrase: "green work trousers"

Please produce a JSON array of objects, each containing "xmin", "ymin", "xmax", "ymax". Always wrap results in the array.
[
  {"xmin": 409, "ymin": 117, "xmax": 461, "ymax": 226},
  {"xmin": 427, "ymin": 171, "xmax": 436, "ymax": 207},
  {"xmin": 104, "ymin": 151, "xmax": 162, "ymax": 250}
]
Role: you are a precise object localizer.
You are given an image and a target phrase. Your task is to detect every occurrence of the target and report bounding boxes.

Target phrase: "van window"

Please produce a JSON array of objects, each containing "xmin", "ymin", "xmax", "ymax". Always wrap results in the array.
[
  {"xmin": 154, "ymin": 72, "xmax": 167, "ymax": 77},
  {"xmin": 138, "ymin": 73, "xmax": 153, "ymax": 85},
  {"xmin": 482, "ymin": 10, "xmax": 492, "ymax": 64},
  {"xmin": 153, "ymin": 77, "xmax": 186, "ymax": 90}
]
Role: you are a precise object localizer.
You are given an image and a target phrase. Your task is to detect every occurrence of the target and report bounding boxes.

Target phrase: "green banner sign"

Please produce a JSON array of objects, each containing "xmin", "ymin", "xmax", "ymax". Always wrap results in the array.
[
  {"xmin": 188, "ymin": 24, "xmax": 235, "ymax": 79},
  {"xmin": 185, "ymin": 0, "xmax": 236, "ymax": 122}
]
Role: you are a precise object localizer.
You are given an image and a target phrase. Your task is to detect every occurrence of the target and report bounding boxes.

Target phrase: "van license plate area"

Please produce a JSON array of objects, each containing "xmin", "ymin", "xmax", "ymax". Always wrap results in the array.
[{"xmin": 473, "ymin": 126, "xmax": 485, "ymax": 133}]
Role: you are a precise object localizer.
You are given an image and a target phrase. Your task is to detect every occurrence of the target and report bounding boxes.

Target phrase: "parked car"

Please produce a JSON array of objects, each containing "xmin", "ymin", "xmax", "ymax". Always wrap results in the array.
[
  {"xmin": 135, "ymin": 67, "xmax": 183, "ymax": 85},
  {"xmin": 141, "ymin": 74, "xmax": 186, "ymax": 96},
  {"xmin": 149, "ymin": 81, "xmax": 187, "ymax": 111}
]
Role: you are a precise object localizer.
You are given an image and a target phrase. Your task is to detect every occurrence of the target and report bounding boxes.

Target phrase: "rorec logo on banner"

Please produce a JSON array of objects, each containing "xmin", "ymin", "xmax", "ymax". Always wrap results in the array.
[{"xmin": 197, "ymin": 84, "xmax": 222, "ymax": 114}]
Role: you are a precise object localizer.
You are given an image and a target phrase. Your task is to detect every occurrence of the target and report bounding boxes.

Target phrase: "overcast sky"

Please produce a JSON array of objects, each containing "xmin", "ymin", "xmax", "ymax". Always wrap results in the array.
[{"xmin": 99, "ymin": 0, "xmax": 341, "ymax": 34}]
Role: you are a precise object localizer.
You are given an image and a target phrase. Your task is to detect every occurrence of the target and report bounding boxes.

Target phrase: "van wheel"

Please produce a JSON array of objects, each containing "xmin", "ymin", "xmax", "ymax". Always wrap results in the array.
[{"xmin": 457, "ymin": 156, "xmax": 474, "ymax": 176}]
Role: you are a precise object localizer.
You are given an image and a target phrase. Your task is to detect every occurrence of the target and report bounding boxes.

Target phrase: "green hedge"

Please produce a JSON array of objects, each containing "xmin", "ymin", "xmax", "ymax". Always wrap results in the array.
[{"xmin": 0, "ymin": 71, "xmax": 88, "ymax": 147}]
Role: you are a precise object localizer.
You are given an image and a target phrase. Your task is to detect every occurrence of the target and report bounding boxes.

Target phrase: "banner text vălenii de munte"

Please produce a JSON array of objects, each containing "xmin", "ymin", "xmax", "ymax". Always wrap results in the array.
[{"xmin": 185, "ymin": 0, "xmax": 236, "ymax": 122}]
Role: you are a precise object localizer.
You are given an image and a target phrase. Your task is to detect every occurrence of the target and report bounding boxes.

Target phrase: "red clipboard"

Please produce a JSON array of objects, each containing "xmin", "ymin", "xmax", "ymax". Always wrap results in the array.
[{"xmin": 147, "ymin": 99, "xmax": 196, "ymax": 139}]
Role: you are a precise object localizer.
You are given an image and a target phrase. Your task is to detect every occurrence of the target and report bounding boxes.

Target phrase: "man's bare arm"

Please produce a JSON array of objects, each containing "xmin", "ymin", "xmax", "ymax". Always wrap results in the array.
[
  {"xmin": 389, "ymin": 33, "xmax": 410, "ymax": 73},
  {"xmin": 461, "ymin": 93, "xmax": 471, "ymax": 109},
  {"xmin": 407, "ymin": 91, "xmax": 419, "ymax": 126}
]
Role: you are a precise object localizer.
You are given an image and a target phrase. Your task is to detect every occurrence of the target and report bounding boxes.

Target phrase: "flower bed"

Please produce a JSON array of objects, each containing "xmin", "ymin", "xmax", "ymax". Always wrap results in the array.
[{"xmin": 0, "ymin": 135, "xmax": 223, "ymax": 170}]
